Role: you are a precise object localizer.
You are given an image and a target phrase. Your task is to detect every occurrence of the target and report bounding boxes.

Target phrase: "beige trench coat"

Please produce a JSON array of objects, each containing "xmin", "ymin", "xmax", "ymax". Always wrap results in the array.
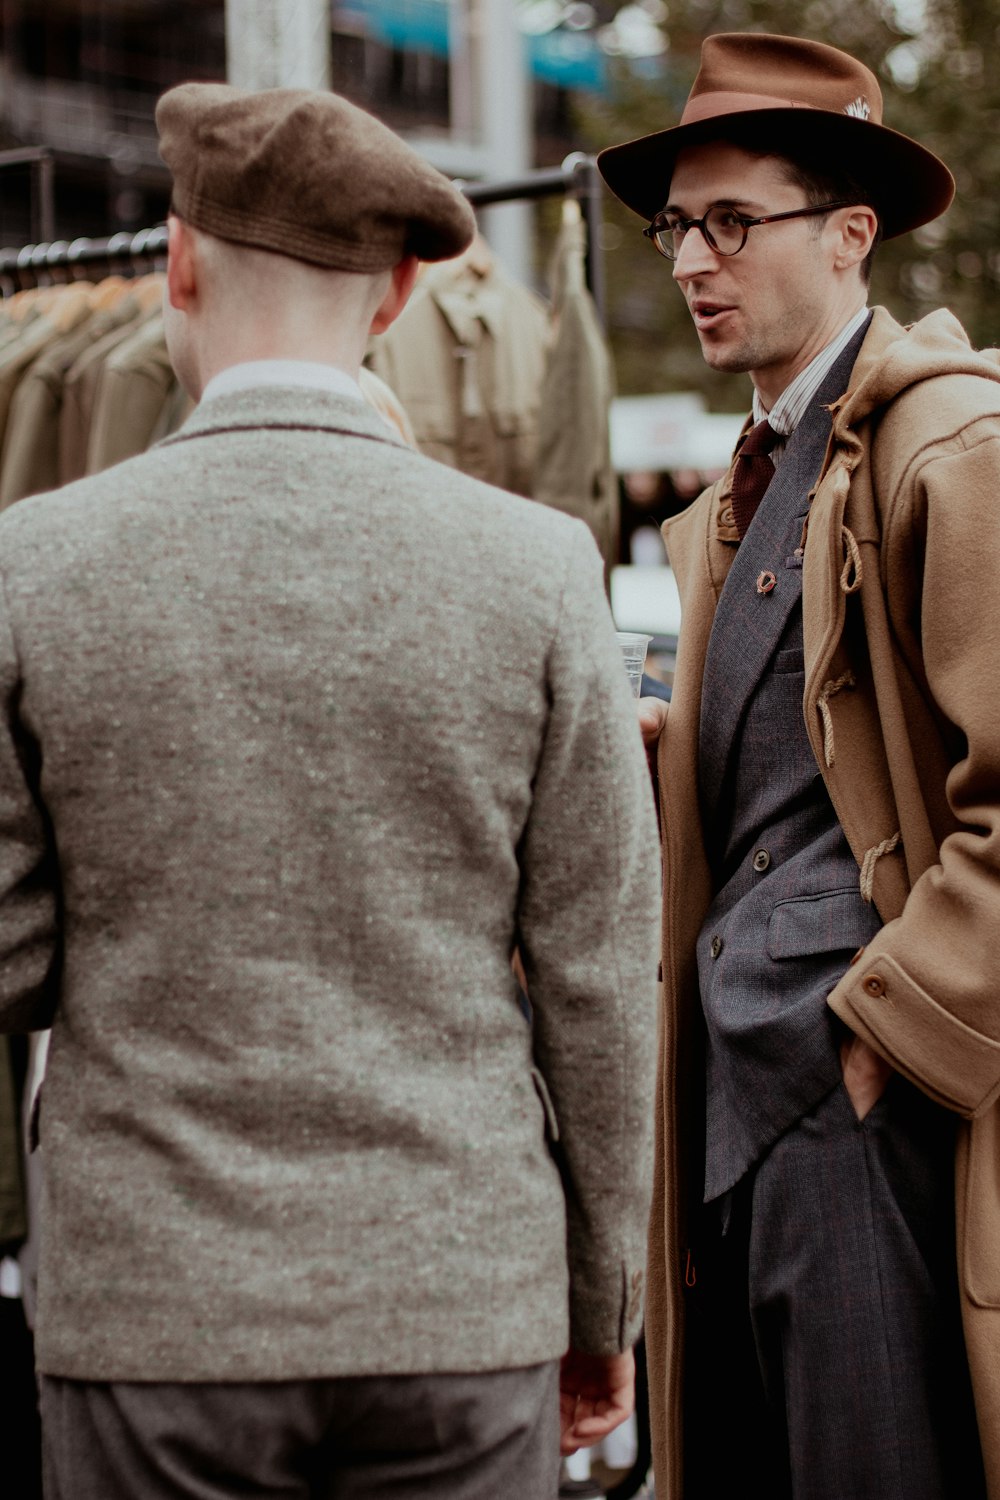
[{"xmin": 650, "ymin": 305, "xmax": 1000, "ymax": 1498}]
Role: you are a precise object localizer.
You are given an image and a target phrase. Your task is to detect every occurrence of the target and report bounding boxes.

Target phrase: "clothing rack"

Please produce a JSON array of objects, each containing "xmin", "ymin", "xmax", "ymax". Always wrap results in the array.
[
  {"xmin": 460, "ymin": 153, "xmax": 606, "ymax": 319},
  {"xmin": 0, "ymin": 155, "xmax": 606, "ymax": 316}
]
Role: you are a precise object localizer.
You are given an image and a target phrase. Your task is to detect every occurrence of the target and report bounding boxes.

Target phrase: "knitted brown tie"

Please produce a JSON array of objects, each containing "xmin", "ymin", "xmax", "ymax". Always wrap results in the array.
[{"xmin": 731, "ymin": 420, "xmax": 780, "ymax": 539}]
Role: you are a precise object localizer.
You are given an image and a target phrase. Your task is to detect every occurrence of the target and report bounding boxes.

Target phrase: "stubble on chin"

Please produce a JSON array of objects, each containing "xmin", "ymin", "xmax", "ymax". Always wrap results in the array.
[{"xmin": 695, "ymin": 329, "xmax": 757, "ymax": 376}]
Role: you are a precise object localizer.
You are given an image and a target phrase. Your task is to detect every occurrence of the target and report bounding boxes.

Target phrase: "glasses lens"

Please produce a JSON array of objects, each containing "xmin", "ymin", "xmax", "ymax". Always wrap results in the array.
[
  {"xmin": 704, "ymin": 207, "xmax": 745, "ymax": 255},
  {"xmin": 651, "ymin": 215, "xmax": 683, "ymax": 259},
  {"xmin": 704, "ymin": 208, "xmax": 749, "ymax": 255}
]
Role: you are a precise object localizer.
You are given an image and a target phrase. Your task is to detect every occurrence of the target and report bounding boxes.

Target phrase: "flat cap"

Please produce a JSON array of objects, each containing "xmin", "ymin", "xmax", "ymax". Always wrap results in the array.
[{"xmin": 156, "ymin": 82, "xmax": 476, "ymax": 271}]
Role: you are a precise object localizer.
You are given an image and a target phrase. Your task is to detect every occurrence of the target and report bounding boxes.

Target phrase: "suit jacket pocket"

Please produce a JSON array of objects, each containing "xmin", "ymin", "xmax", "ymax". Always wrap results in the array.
[
  {"xmin": 767, "ymin": 887, "xmax": 882, "ymax": 961},
  {"xmin": 773, "ymin": 647, "xmax": 804, "ymax": 675}
]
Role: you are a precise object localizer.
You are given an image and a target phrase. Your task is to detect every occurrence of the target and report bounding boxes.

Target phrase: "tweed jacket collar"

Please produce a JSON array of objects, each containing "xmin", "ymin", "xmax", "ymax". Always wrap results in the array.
[{"xmin": 160, "ymin": 384, "xmax": 408, "ymax": 452}]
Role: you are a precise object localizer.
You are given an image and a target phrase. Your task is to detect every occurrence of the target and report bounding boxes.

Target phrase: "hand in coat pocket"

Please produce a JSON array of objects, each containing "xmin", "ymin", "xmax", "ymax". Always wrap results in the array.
[{"xmin": 840, "ymin": 1032, "xmax": 893, "ymax": 1120}]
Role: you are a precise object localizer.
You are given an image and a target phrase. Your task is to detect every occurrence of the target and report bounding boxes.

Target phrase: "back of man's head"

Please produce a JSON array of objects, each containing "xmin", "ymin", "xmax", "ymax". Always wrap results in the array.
[
  {"xmin": 156, "ymin": 83, "xmax": 475, "ymax": 274},
  {"xmin": 156, "ymin": 83, "xmax": 475, "ymax": 393}
]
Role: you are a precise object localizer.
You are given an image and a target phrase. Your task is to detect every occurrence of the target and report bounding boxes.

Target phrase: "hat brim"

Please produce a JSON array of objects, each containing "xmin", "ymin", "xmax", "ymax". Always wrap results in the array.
[{"xmin": 597, "ymin": 108, "xmax": 954, "ymax": 240}]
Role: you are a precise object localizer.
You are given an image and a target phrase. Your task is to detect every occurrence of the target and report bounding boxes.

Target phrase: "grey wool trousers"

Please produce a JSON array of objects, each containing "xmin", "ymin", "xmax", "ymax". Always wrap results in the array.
[
  {"xmin": 40, "ymin": 1362, "xmax": 560, "ymax": 1500},
  {"xmin": 683, "ymin": 1075, "xmax": 985, "ymax": 1500}
]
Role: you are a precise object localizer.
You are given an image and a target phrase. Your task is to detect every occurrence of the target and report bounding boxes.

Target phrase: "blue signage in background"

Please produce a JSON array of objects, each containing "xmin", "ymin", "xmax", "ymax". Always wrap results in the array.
[
  {"xmin": 529, "ymin": 28, "xmax": 607, "ymax": 92},
  {"xmin": 337, "ymin": 0, "xmax": 610, "ymax": 93},
  {"xmin": 339, "ymin": 0, "xmax": 450, "ymax": 57}
]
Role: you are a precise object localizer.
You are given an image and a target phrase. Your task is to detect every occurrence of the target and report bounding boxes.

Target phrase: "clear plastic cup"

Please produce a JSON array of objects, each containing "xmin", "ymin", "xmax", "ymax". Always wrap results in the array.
[{"xmin": 615, "ymin": 632, "xmax": 653, "ymax": 699}]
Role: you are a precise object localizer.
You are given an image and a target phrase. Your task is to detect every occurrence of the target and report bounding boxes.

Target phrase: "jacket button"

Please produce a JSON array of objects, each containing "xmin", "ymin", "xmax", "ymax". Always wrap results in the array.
[
  {"xmin": 863, "ymin": 975, "xmax": 885, "ymax": 997},
  {"xmin": 752, "ymin": 849, "xmax": 771, "ymax": 872},
  {"xmin": 849, "ymin": 947, "xmax": 866, "ymax": 966},
  {"xmin": 710, "ymin": 935, "xmax": 723, "ymax": 959}
]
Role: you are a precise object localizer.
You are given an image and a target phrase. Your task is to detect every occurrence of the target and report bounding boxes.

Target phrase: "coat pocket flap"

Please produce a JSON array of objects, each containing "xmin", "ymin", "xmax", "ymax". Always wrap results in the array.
[{"xmin": 767, "ymin": 887, "xmax": 881, "ymax": 961}]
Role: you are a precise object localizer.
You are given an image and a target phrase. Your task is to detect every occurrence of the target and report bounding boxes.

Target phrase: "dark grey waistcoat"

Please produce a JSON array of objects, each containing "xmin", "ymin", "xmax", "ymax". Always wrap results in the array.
[{"xmin": 696, "ymin": 326, "xmax": 882, "ymax": 1202}]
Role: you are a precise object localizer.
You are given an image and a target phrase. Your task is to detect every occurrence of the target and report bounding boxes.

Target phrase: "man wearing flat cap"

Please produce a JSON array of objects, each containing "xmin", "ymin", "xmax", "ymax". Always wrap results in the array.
[
  {"xmin": 0, "ymin": 85, "xmax": 661, "ymax": 1497},
  {"xmin": 600, "ymin": 30, "xmax": 1000, "ymax": 1500}
]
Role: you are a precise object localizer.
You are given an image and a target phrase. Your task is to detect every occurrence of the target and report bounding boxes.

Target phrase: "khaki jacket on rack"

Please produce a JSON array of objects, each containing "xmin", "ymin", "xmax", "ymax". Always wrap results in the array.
[
  {"xmin": 367, "ymin": 241, "xmax": 550, "ymax": 496},
  {"xmin": 85, "ymin": 311, "xmax": 190, "ymax": 475},
  {"xmin": 533, "ymin": 205, "xmax": 619, "ymax": 574},
  {"xmin": 59, "ymin": 300, "xmax": 161, "ymax": 484},
  {"xmin": 0, "ymin": 297, "xmax": 138, "ymax": 509}
]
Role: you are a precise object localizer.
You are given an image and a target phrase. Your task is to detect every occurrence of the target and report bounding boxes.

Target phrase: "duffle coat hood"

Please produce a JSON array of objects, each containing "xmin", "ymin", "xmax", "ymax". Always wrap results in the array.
[{"xmin": 651, "ymin": 305, "xmax": 1000, "ymax": 1498}]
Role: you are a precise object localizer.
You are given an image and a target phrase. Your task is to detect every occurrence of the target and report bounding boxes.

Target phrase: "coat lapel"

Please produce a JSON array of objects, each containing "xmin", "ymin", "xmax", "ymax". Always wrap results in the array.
[{"xmin": 698, "ymin": 323, "xmax": 870, "ymax": 819}]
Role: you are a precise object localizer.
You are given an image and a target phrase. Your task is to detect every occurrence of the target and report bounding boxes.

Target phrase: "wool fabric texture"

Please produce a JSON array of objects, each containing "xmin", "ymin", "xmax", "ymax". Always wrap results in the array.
[
  {"xmin": 0, "ymin": 386, "xmax": 659, "ymax": 1383},
  {"xmin": 156, "ymin": 83, "xmax": 476, "ymax": 270}
]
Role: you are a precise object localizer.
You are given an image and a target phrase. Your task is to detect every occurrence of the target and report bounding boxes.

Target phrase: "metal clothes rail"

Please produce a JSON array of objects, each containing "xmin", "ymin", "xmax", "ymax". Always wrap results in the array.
[{"xmin": 0, "ymin": 154, "xmax": 607, "ymax": 315}]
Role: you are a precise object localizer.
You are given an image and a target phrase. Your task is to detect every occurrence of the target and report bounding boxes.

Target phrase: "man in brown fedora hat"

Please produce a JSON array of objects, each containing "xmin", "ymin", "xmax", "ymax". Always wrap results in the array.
[
  {"xmin": 600, "ymin": 30, "xmax": 1000, "ymax": 1500},
  {"xmin": 0, "ymin": 84, "xmax": 662, "ymax": 1497}
]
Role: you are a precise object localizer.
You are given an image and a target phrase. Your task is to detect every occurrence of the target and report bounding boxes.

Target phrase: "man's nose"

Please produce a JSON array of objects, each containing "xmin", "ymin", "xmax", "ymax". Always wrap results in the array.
[{"xmin": 672, "ymin": 225, "xmax": 718, "ymax": 283}]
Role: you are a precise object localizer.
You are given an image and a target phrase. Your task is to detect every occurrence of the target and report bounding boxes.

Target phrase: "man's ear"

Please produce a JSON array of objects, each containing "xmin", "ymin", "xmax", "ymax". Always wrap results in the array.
[
  {"xmin": 834, "ymin": 205, "xmax": 878, "ymax": 274},
  {"xmin": 369, "ymin": 254, "xmax": 420, "ymax": 335},
  {"xmin": 165, "ymin": 214, "xmax": 198, "ymax": 312}
]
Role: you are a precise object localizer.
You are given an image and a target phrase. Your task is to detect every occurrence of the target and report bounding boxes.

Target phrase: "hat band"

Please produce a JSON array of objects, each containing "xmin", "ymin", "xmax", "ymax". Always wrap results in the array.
[{"xmin": 681, "ymin": 90, "xmax": 827, "ymax": 125}]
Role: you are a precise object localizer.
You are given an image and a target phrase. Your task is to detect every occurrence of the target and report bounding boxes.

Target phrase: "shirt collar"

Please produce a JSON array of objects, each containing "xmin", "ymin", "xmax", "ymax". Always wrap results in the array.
[
  {"xmin": 752, "ymin": 306, "xmax": 870, "ymax": 437},
  {"xmin": 201, "ymin": 360, "xmax": 365, "ymax": 407}
]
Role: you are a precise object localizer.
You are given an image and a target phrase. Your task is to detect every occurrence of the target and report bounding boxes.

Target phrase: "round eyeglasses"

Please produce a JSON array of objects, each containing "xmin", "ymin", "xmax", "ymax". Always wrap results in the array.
[{"xmin": 643, "ymin": 201, "xmax": 852, "ymax": 260}]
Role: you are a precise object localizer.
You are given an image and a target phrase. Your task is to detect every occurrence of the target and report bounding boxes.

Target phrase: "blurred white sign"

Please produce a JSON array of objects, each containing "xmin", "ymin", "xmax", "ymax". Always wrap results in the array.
[
  {"xmin": 611, "ymin": 394, "xmax": 744, "ymax": 473},
  {"xmin": 611, "ymin": 563, "xmax": 682, "ymax": 637}
]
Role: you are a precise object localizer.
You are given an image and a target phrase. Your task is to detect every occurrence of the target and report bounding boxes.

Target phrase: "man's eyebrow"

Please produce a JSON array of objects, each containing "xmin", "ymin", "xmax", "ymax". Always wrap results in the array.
[{"xmin": 661, "ymin": 196, "xmax": 767, "ymax": 216}]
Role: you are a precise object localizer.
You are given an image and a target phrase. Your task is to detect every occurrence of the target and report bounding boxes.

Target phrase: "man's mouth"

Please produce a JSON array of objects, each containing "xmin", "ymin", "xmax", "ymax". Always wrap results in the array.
[{"xmin": 690, "ymin": 301, "xmax": 734, "ymax": 329}]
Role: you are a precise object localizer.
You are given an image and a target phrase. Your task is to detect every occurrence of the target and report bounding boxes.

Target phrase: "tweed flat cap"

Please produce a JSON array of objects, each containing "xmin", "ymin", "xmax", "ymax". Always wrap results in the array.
[{"xmin": 156, "ymin": 83, "xmax": 476, "ymax": 271}]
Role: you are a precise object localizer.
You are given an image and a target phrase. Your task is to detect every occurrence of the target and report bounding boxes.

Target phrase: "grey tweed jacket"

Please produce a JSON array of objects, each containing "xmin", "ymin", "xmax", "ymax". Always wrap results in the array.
[{"xmin": 0, "ymin": 386, "xmax": 659, "ymax": 1382}]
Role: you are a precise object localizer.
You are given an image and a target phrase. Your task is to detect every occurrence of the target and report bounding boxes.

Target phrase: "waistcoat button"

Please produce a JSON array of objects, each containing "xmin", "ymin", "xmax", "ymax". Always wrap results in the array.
[{"xmin": 752, "ymin": 848, "xmax": 771, "ymax": 872}]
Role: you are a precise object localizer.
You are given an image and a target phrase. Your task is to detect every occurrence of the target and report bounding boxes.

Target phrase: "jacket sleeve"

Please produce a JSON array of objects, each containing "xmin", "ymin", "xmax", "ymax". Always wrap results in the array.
[
  {"xmin": 0, "ymin": 575, "xmax": 60, "ymax": 1033},
  {"xmin": 828, "ymin": 416, "xmax": 1000, "ymax": 1117},
  {"xmin": 516, "ymin": 522, "xmax": 661, "ymax": 1351}
]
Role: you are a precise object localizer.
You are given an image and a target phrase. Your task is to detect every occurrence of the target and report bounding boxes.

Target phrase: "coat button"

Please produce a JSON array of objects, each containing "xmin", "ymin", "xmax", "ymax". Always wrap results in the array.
[
  {"xmin": 849, "ymin": 947, "xmax": 866, "ymax": 966},
  {"xmin": 710, "ymin": 935, "xmax": 723, "ymax": 959},
  {"xmin": 863, "ymin": 975, "xmax": 885, "ymax": 997},
  {"xmin": 721, "ymin": 506, "xmax": 735, "ymax": 526},
  {"xmin": 752, "ymin": 849, "xmax": 771, "ymax": 872}
]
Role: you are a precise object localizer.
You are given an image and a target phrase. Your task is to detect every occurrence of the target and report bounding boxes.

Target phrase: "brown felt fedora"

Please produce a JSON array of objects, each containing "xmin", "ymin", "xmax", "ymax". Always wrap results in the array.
[{"xmin": 597, "ymin": 33, "xmax": 954, "ymax": 239}]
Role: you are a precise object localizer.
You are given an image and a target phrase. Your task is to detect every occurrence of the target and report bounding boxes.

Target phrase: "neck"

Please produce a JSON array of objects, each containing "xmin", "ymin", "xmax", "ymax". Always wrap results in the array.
[{"xmin": 753, "ymin": 298, "xmax": 867, "ymax": 412}]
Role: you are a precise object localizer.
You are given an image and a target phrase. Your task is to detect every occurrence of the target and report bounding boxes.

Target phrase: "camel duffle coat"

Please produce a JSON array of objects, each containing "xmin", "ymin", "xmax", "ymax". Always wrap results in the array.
[{"xmin": 650, "ymin": 305, "xmax": 1000, "ymax": 1498}]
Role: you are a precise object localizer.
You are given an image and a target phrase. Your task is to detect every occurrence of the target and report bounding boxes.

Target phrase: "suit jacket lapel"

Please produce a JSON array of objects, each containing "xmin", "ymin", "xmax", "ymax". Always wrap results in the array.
[{"xmin": 698, "ymin": 322, "xmax": 871, "ymax": 819}]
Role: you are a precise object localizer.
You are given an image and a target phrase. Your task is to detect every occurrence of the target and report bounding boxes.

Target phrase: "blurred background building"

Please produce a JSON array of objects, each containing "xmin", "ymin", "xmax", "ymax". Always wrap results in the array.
[{"xmin": 0, "ymin": 1, "xmax": 997, "ymax": 418}]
